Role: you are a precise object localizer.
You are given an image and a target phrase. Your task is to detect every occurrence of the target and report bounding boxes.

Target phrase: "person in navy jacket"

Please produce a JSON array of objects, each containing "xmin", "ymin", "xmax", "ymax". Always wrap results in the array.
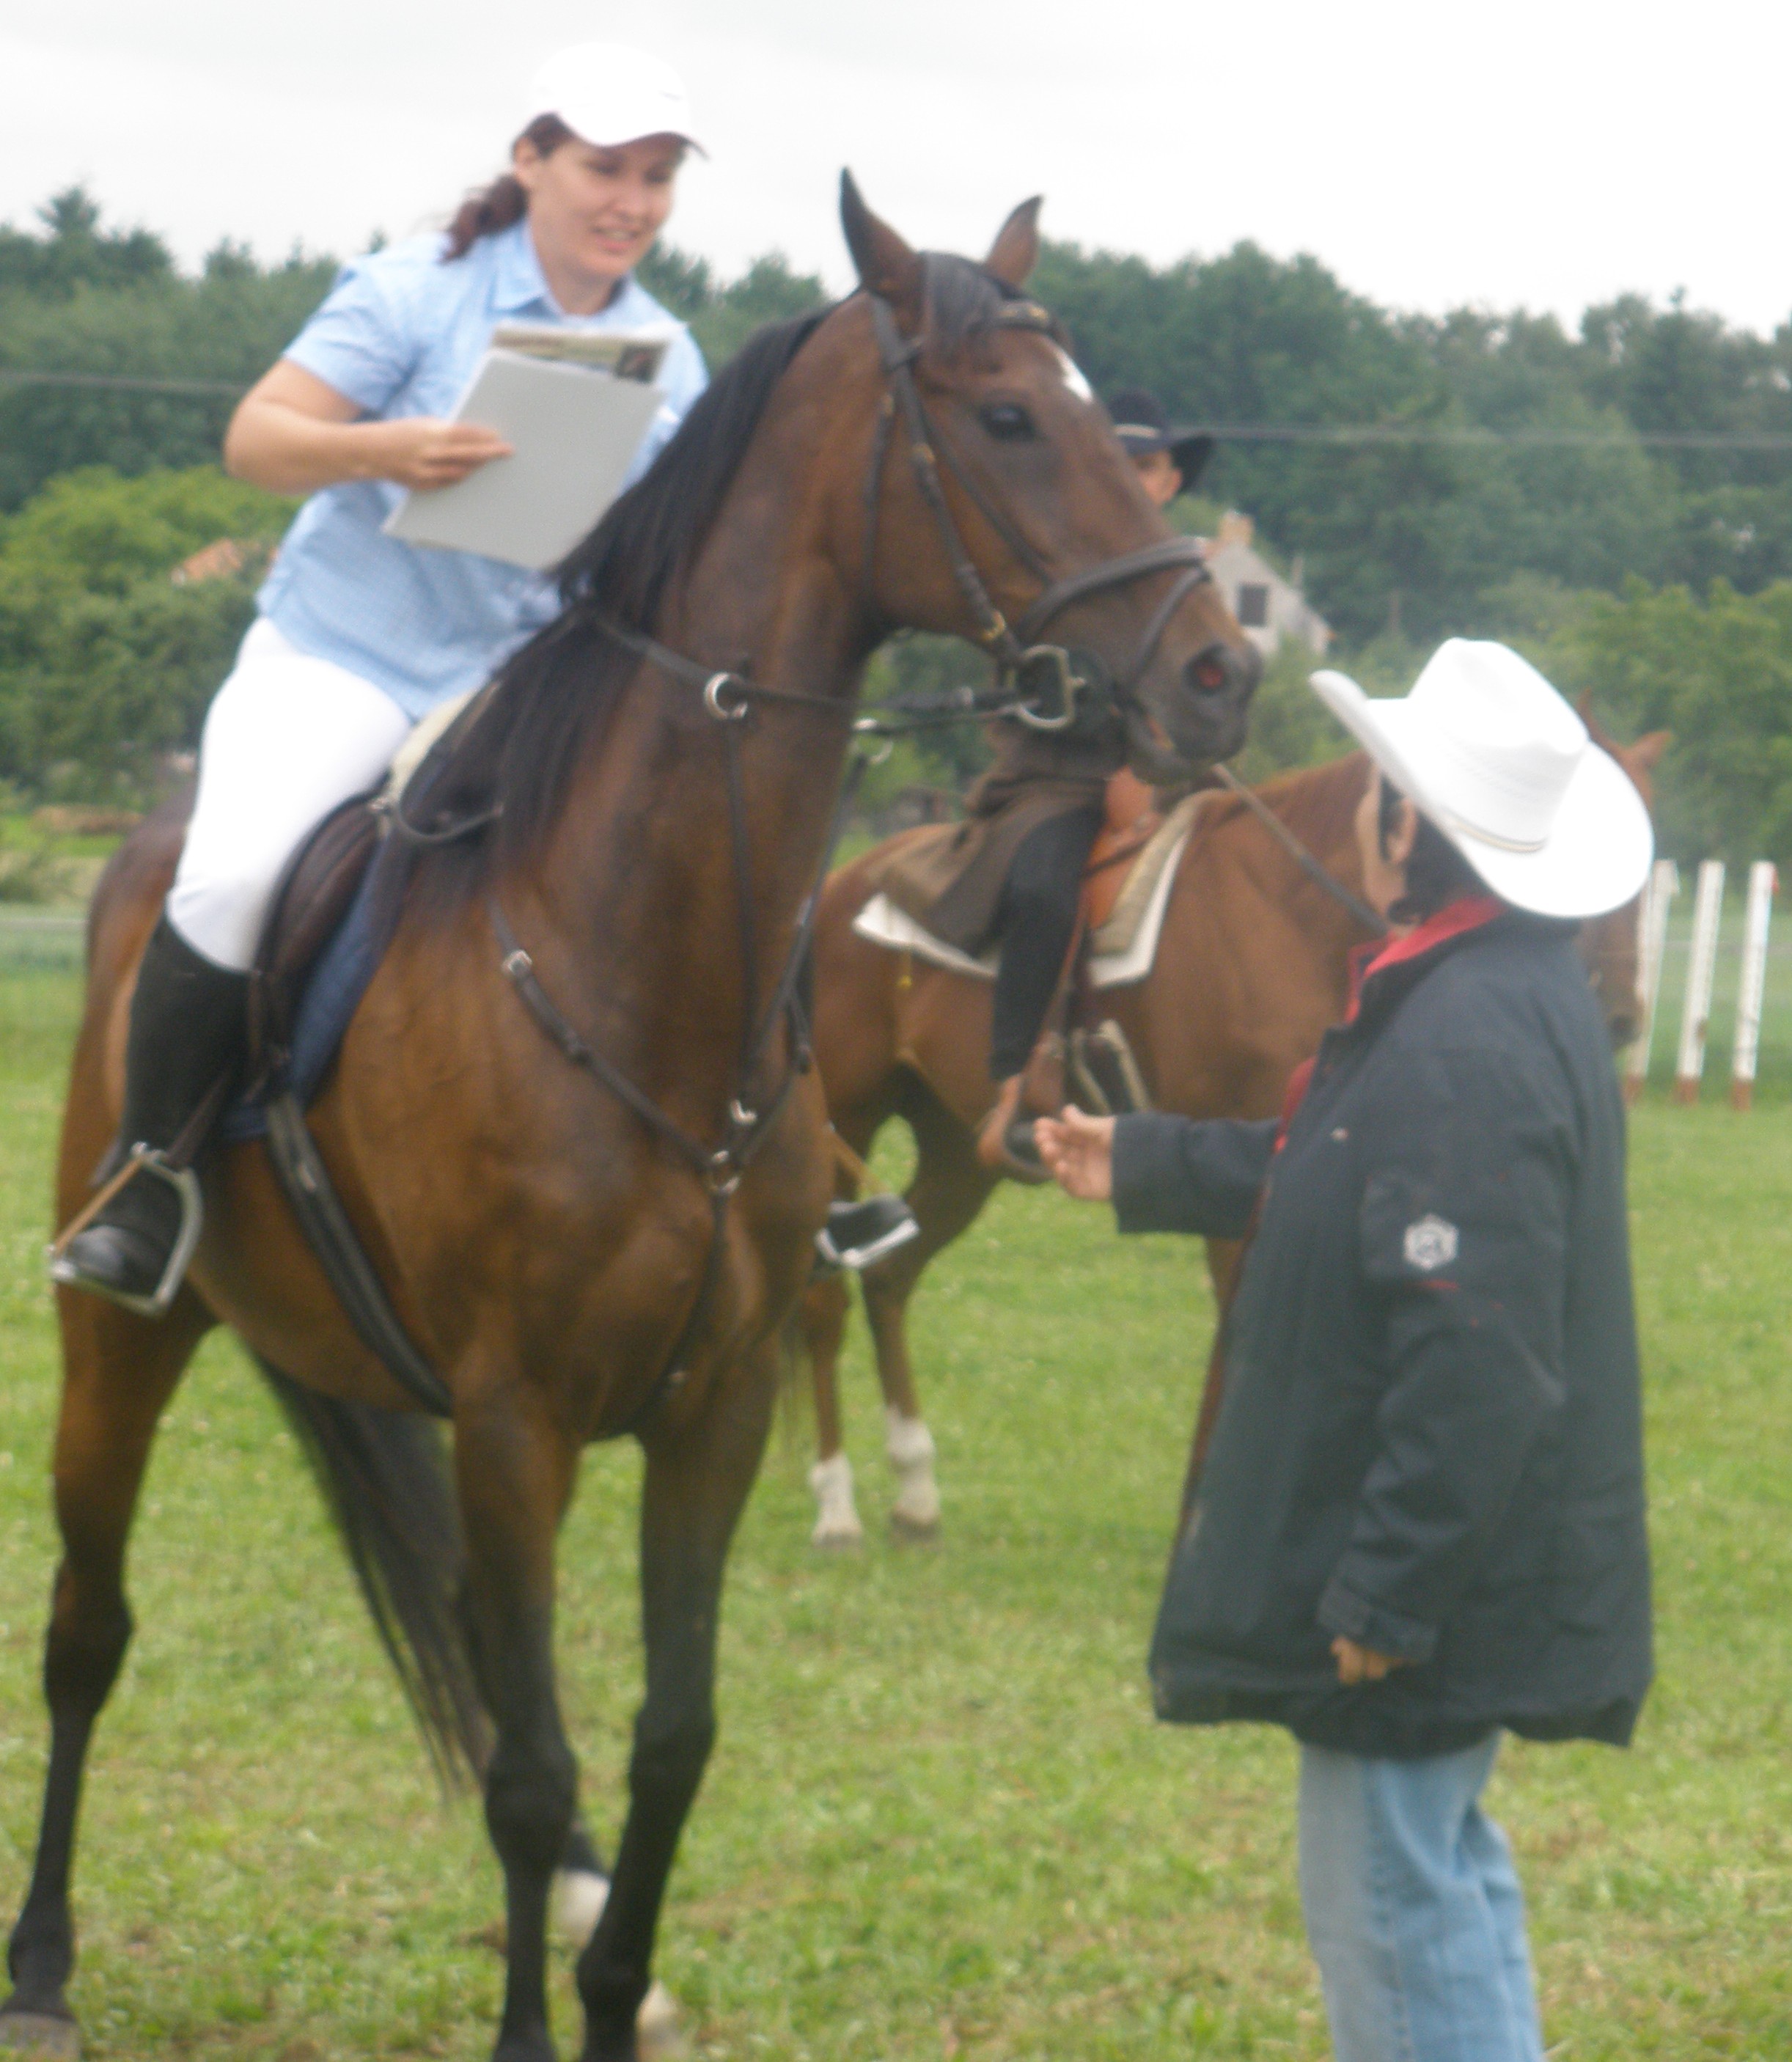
[{"xmin": 1039, "ymin": 639, "xmax": 1653, "ymax": 2062}]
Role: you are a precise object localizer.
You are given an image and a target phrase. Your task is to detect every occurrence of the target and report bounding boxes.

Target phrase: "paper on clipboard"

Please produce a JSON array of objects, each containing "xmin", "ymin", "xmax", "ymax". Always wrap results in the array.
[{"xmin": 382, "ymin": 343, "xmax": 666, "ymax": 571}]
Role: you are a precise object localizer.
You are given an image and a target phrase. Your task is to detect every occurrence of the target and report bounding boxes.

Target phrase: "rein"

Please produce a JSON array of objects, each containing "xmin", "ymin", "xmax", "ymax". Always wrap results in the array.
[
  {"xmin": 485, "ymin": 283, "xmax": 1232, "ymax": 1435},
  {"xmin": 1207, "ymin": 763, "xmax": 1389, "ymax": 937}
]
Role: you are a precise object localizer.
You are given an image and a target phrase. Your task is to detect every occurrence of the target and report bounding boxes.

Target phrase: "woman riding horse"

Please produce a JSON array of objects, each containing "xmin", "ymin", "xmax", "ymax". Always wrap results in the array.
[{"xmin": 54, "ymin": 42, "xmax": 710, "ymax": 1311}]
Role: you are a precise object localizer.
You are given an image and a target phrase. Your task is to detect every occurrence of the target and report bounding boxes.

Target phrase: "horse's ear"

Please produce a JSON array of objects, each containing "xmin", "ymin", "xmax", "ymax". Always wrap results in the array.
[
  {"xmin": 840, "ymin": 172, "xmax": 922, "ymax": 312},
  {"xmin": 1576, "ymin": 689, "xmax": 1619, "ymax": 754},
  {"xmin": 985, "ymin": 197, "xmax": 1043, "ymax": 287},
  {"xmin": 1633, "ymin": 728, "xmax": 1672, "ymax": 771}
]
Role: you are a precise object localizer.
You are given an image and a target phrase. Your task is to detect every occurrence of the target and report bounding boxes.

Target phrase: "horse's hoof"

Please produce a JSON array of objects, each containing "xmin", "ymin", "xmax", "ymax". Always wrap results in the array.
[
  {"xmin": 0, "ymin": 2008, "xmax": 81, "ymax": 2058},
  {"xmin": 810, "ymin": 1515, "xmax": 865, "ymax": 1550},
  {"xmin": 889, "ymin": 1505, "xmax": 941, "ymax": 1543},
  {"xmin": 554, "ymin": 1865, "xmax": 609, "ymax": 1951},
  {"xmin": 491, "ymin": 2039, "xmax": 556, "ymax": 2062}
]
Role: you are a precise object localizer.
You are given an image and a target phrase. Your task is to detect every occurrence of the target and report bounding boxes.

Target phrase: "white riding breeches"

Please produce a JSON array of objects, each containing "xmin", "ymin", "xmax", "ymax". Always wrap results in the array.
[{"xmin": 167, "ymin": 617, "xmax": 414, "ymax": 971}]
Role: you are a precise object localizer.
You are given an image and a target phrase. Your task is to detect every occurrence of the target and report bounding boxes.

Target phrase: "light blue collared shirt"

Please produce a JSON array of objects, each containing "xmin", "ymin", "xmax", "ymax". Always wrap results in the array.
[{"xmin": 257, "ymin": 220, "xmax": 708, "ymax": 718}]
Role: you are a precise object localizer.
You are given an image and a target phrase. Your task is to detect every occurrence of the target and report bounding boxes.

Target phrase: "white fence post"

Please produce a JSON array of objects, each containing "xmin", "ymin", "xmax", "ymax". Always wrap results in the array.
[
  {"xmin": 1624, "ymin": 857, "xmax": 1680, "ymax": 1104},
  {"xmin": 1673, "ymin": 859, "xmax": 1726, "ymax": 1104},
  {"xmin": 1730, "ymin": 861, "xmax": 1777, "ymax": 1111}
]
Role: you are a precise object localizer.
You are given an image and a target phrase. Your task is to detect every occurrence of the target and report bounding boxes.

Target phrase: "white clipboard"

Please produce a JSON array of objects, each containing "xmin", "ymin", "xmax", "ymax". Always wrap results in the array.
[{"xmin": 382, "ymin": 347, "xmax": 664, "ymax": 571}]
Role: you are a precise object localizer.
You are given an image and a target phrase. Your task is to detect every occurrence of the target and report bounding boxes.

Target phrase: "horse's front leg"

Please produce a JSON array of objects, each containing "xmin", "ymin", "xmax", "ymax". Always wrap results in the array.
[
  {"xmin": 456, "ymin": 1388, "xmax": 581, "ymax": 2062},
  {"xmin": 576, "ymin": 1347, "xmax": 778, "ymax": 2062}
]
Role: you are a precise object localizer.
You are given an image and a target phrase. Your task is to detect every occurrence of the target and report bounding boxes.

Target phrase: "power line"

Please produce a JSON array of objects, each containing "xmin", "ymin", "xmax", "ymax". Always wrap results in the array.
[
  {"xmin": 7, "ymin": 367, "xmax": 1792, "ymax": 452},
  {"xmin": 1189, "ymin": 422, "xmax": 1792, "ymax": 452},
  {"xmin": 0, "ymin": 370, "xmax": 245, "ymax": 397}
]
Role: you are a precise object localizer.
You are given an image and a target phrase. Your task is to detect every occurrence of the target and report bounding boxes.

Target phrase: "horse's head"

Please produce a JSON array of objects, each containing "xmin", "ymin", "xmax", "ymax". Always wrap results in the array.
[
  {"xmin": 1576, "ymin": 698, "xmax": 1671, "ymax": 1048},
  {"xmin": 837, "ymin": 177, "xmax": 1260, "ymax": 781}
]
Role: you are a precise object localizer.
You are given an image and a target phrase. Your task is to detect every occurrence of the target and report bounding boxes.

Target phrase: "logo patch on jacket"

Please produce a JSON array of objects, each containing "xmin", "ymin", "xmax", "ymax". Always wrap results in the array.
[{"xmin": 1403, "ymin": 1214, "xmax": 1459, "ymax": 1272}]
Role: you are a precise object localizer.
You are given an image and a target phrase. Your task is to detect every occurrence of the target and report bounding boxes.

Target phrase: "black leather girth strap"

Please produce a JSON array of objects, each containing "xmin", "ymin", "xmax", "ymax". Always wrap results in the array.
[{"xmin": 262, "ymin": 1091, "xmax": 454, "ymax": 1417}]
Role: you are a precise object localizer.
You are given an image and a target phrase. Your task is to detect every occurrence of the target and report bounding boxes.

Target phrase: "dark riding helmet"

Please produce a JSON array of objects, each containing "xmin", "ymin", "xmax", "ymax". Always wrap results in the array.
[{"xmin": 1107, "ymin": 386, "xmax": 1215, "ymax": 494}]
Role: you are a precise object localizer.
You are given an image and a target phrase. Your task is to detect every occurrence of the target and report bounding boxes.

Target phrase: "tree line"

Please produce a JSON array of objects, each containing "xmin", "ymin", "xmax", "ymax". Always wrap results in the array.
[{"xmin": 2, "ymin": 188, "xmax": 1790, "ymax": 864}]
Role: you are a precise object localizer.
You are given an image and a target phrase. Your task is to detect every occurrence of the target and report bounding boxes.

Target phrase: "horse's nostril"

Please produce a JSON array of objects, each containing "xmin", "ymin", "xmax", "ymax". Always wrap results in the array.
[{"xmin": 1185, "ymin": 642, "xmax": 1262, "ymax": 699}]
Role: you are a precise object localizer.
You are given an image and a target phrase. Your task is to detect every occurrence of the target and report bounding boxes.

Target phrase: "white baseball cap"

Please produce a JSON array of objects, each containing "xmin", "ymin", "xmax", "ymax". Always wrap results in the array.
[
  {"xmin": 1310, "ymin": 639, "xmax": 1653, "ymax": 920},
  {"xmin": 525, "ymin": 43, "xmax": 707, "ymax": 156}
]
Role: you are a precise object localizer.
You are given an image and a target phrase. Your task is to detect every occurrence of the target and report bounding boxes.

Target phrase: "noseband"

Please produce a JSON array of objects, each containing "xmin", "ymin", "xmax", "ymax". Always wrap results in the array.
[{"xmin": 862, "ymin": 290, "xmax": 1213, "ymax": 730}]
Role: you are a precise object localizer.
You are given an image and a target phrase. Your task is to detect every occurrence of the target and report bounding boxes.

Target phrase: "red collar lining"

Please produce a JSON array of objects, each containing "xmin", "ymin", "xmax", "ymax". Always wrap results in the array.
[
  {"xmin": 1345, "ymin": 896, "xmax": 1503, "ymax": 1022},
  {"xmin": 1277, "ymin": 895, "xmax": 1504, "ymax": 1145}
]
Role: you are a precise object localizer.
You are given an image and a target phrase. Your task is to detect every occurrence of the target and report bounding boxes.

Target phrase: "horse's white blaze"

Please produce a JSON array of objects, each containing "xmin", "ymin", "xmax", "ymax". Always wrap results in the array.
[{"xmin": 1053, "ymin": 347, "xmax": 1094, "ymax": 403}]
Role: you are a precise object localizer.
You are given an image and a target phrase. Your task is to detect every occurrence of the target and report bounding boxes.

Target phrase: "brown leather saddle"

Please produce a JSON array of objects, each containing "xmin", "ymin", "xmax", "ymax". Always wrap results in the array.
[{"xmin": 243, "ymin": 794, "xmax": 384, "ymax": 1096}]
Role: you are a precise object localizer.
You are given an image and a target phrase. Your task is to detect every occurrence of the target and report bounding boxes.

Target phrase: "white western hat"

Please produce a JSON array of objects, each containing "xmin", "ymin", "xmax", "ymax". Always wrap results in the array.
[
  {"xmin": 1310, "ymin": 639, "xmax": 1653, "ymax": 920},
  {"xmin": 526, "ymin": 43, "xmax": 707, "ymax": 156}
]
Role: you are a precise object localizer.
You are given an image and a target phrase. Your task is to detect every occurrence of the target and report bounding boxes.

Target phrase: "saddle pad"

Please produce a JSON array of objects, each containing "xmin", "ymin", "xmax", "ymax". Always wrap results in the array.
[
  {"xmin": 386, "ymin": 686, "xmax": 476, "ymax": 801},
  {"xmin": 218, "ymin": 855, "xmax": 391, "ymax": 1142},
  {"xmin": 853, "ymin": 806, "xmax": 1200, "ymax": 992},
  {"xmin": 853, "ymin": 895, "xmax": 999, "ymax": 980},
  {"xmin": 1087, "ymin": 790, "xmax": 1212, "ymax": 960}
]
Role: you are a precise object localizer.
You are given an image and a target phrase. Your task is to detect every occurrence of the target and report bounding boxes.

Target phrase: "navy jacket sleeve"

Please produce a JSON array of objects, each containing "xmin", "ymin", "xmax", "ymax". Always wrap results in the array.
[
  {"xmin": 1111, "ymin": 1113, "xmax": 1277, "ymax": 1239},
  {"xmin": 1317, "ymin": 1045, "xmax": 1574, "ymax": 1665}
]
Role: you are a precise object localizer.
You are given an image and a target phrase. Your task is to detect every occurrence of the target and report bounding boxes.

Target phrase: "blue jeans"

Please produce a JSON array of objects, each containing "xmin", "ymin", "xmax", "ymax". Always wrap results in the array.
[{"xmin": 1298, "ymin": 1733, "xmax": 1544, "ymax": 2062}]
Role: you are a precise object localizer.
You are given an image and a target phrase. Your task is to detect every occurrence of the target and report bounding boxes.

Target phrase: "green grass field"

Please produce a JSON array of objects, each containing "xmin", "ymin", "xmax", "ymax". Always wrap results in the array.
[{"xmin": 3, "ymin": 921, "xmax": 1791, "ymax": 2059}]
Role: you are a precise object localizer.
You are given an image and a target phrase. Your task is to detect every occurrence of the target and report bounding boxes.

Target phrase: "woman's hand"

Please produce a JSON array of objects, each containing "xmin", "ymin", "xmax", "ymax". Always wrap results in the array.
[
  {"xmin": 363, "ymin": 417, "xmax": 515, "ymax": 491},
  {"xmin": 1036, "ymin": 1107, "xmax": 1115, "ymax": 1200},
  {"xmin": 1332, "ymin": 1636, "xmax": 1407, "ymax": 1686},
  {"xmin": 224, "ymin": 360, "xmax": 512, "ymax": 497}
]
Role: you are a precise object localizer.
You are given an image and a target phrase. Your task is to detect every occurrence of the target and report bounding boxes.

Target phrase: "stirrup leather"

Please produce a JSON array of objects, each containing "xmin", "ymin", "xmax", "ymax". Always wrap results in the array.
[{"xmin": 47, "ymin": 1148, "xmax": 205, "ymax": 1318}]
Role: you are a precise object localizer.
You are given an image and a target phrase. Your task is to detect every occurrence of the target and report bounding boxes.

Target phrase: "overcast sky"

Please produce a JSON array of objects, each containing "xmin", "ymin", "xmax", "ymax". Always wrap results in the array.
[{"xmin": 3, "ymin": 0, "xmax": 1789, "ymax": 337}]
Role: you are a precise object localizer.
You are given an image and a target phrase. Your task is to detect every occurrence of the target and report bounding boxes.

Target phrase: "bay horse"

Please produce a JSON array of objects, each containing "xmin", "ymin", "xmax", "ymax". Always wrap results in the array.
[
  {"xmin": 1, "ymin": 181, "xmax": 1258, "ymax": 2062},
  {"xmin": 799, "ymin": 717, "xmax": 1667, "ymax": 1545}
]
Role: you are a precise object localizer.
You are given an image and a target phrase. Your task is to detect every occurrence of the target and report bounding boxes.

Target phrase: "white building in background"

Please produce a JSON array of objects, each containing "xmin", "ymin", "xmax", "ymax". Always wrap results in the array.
[{"xmin": 1202, "ymin": 511, "xmax": 1332, "ymax": 658}]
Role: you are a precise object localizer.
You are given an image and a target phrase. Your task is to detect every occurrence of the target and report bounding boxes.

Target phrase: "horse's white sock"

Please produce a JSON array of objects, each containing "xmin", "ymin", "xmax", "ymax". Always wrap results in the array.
[
  {"xmin": 552, "ymin": 1866, "xmax": 609, "ymax": 1949},
  {"xmin": 885, "ymin": 1408, "xmax": 940, "ymax": 1530},
  {"xmin": 808, "ymin": 1450, "xmax": 864, "ymax": 1546}
]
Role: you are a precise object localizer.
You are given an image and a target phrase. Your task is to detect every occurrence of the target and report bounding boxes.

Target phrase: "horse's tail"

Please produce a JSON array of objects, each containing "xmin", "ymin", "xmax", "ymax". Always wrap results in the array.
[{"xmin": 254, "ymin": 1358, "xmax": 491, "ymax": 1788}]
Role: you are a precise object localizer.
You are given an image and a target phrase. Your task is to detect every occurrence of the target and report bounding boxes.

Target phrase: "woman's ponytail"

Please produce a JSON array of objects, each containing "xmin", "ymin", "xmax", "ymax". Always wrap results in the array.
[{"xmin": 443, "ymin": 114, "xmax": 573, "ymax": 260}]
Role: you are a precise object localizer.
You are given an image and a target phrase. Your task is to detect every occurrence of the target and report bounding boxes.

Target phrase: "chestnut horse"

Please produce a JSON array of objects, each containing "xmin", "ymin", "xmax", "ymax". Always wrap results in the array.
[
  {"xmin": 2, "ymin": 185, "xmax": 1258, "ymax": 2062},
  {"xmin": 799, "ymin": 719, "xmax": 1667, "ymax": 1546}
]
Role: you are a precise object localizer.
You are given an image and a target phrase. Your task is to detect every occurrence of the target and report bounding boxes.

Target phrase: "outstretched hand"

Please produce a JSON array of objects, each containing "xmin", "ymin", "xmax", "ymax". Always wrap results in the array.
[
  {"xmin": 1332, "ymin": 1637, "xmax": 1407, "ymax": 1686},
  {"xmin": 1035, "ymin": 1107, "xmax": 1115, "ymax": 1200}
]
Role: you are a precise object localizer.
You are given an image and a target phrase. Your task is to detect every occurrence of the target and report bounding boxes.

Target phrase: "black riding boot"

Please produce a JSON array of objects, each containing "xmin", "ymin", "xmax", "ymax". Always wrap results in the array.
[{"xmin": 52, "ymin": 917, "xmax": 249, "ymax": 1315}]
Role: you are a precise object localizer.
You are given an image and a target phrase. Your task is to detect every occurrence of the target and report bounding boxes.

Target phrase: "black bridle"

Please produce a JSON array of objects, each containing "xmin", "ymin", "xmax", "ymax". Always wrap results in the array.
[
  {"xmin": 859, "ymin": 291, "xmax": 1213, "ymax": 734},
  {"xmin": 488, "ymin": 285, "xmax": 1224, "ymax": 1434}
]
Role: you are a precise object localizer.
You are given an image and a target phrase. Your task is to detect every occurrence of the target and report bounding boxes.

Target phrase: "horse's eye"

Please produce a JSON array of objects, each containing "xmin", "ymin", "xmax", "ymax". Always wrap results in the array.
[{"xmin": 979, "ymin": 402, "xmax": 1036, "ymax": 442}]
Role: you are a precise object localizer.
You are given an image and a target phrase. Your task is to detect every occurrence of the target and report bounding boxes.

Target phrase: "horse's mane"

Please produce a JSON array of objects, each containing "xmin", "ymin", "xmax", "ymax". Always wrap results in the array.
[
  {"xmin": 416, "ymin": 305, "xmax": 832, "ymax": 884},
  {"xmin": 413, "ymin": 254, "xmax": 1054, "ymax": 897}
]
